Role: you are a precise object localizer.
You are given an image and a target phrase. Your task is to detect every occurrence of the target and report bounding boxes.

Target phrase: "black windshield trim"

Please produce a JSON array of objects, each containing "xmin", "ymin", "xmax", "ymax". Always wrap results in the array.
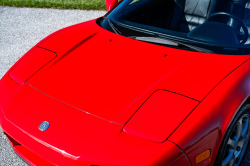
[{"xmin": 115, "ymin": 19, "xmax": 249, "ymax": 49}]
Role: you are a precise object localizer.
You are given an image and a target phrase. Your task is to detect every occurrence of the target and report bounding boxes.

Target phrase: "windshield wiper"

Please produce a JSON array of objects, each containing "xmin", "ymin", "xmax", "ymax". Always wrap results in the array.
[
  {"xmin": 130, "ymin": 36, "xmax": 213, "ymax": 54},
  {"xmin": 103, "ymin": 17, "xmax": 121, "ymax": 35}
]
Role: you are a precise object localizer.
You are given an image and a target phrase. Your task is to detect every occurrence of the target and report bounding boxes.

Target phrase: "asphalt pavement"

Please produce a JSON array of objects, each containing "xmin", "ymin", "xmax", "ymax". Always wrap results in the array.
[{"xmin": 1, "ymin": 6, "xmax": 250, "ymax": 166}]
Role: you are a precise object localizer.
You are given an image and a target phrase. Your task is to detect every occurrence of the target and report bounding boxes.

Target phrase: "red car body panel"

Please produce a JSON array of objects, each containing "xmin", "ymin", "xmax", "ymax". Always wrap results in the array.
[
  {"xmin": 169, "ymin": 59, "xmax": 250, "ymax": 166},
  {"xmin": 0, "ymin": 75, "xmax": 191, "ymax": 165},
  {"xmin": 9, "ymin": 47, "xmax": 57, "ymax": 85},
  {"xmin": 24, "ymin": 20, "xmax": 249, "ymax": 125},
  {"xmin": 124, "ymin": 90, "xmax": 199, "ymax": 142},
  {"xmin": 1, "ymin": 18, "xmax": 250, "ymax": 166}
]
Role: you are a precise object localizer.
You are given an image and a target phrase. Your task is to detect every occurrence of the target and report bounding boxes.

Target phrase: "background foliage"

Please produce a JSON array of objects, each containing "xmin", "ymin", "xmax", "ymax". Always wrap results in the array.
[{"xmin": 0, "ymin": 0, "xmax": 106, "ymax": 10}]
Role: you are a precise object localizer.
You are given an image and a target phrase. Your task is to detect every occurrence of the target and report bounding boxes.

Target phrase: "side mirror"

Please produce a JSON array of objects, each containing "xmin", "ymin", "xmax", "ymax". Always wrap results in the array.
[{"xmin": 106, "ymin": 0, "xmax": 119, "ymax": 12}]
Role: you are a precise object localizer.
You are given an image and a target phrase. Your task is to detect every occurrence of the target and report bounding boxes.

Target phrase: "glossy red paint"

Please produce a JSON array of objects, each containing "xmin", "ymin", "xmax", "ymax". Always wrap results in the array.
[
  {"xmin": 0, "ymin": 14, "xmax": 250, "ymax": 166},
  {"xmin": 26, "ymin": 20, "xmax": 249, "ymax": 126},
  {"xmin": 169, "ymin": 59, "xmax": 250, "ymax": 166},
  {"xmin": 124, "ymin": 90, "xmax": 199, "ymax": 142},
  {"xmin": 9, "ymin": 47, "xmax": 57, "ymax": 85},
  {"xmin": 5, "ymin": 132, "xmax": 51, "ymax": 166},
  {"xmin": 0, "ymin": 75, "xmax": 191, "ymax": 165},
  {"xmin": 5, "ymin": 132, "xmax": 55, "ymax": 166},
  {"xmin": 106, "ymin": 0, "xmax": 118, "ymax": 12}
]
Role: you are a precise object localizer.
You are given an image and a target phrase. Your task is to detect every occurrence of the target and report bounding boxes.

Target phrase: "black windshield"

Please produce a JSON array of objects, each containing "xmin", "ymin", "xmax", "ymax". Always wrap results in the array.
[{"xmin": 100, "ymin": 0, "xmax": 250, "ymax": 55}]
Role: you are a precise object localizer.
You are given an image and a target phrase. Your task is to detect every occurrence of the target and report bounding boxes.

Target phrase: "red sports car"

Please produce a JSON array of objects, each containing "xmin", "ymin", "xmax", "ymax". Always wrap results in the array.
[{"xmin": 1, "ymin": 0, "xmax": 250, "ymax": 165}]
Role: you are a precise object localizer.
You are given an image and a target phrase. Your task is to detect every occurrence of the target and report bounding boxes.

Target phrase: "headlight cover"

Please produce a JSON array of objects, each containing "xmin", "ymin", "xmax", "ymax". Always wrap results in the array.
[
  {"xmin": 124, "ymin": 90, "xmax": 199, "ymax": 142},
  {"xmin": 9, "ymin": 47, "xmax": 57, "ymax": 85}
]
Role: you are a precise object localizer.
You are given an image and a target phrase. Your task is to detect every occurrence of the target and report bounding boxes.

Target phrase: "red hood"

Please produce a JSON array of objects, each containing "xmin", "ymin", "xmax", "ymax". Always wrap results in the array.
[{"xmin": 25, "ymin": 20, "xmax": 249, "ymax": 125}]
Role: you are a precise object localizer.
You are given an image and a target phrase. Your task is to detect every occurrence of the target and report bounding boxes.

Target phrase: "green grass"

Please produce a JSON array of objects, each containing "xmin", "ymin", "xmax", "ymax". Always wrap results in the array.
[{"xmin": 0, "ymin": 0, "xmax": 106, "ymax": 10}]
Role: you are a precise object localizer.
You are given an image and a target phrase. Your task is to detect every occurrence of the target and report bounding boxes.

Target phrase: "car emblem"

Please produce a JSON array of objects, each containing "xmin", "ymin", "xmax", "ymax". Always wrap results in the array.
[{"xmin": 39, "ymin": 121, "xmax": 50, "ymax": 131}]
